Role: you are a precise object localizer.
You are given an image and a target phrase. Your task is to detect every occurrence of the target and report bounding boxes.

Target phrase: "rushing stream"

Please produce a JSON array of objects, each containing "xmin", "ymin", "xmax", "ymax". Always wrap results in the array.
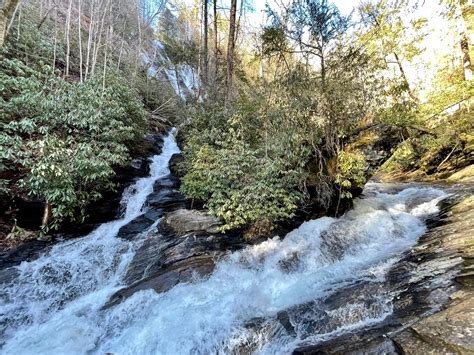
[{"xmin": 0, "ymin": 130, "xmax": 450, "ymax": 354}]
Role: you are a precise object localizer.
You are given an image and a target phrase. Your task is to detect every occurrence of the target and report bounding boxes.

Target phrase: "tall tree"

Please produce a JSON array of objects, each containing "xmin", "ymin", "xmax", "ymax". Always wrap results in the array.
[
  {"xmin": 0, "ymin": 0, "xmax": 19, "ymax": 47},
  {"xmin": 77, "ymin": 0, "xmax": 83, "ymax": 82},
  {"xmin": 286, "ymin": 0, "xmax": 349, "ymax": 89},
  {"xmin": 65, "ymin": 0, "xmax": 73, "ymax": 77},
  {"xmin": 202, "ymin": 0, "xmax": 209, "ymax": 85},
  {"xmin": 225, "ymin": 0, "xmax": 237, "ymax": 105},
  {"xmin": 446, "ymin": 0, "xmax": 473, "ymax": 80},
  {"xmin": 213, "ymin": 0, "xmax": 218, "ymax": 84},
  {"xmin": 358, "ymin": 0, "xmax": 425, "ymax": 100}
]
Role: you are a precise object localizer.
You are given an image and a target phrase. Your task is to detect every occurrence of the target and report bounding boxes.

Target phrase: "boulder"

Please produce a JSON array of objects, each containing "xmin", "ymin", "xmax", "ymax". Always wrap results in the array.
[
  {"xmin": 169, "ymin": 153, "xmax": 185, "ymax": 178},
  {"xmin": 104, "ymin": 228, "xmax": 246, "ymax": 308},
  {"xmin": 117, "ymin": 209, "xmax": 164, "ymax": 240},
  {"xmin": 130, "ymin": 158, "xmax": 149, "ymax": 175},
  {"xmin": 143, "ymin": 133, "xmax": 165, "ymax": 155},
  {"xmin": 105, "ymin": 254, "xmax": 218, "ymax": 308},
  {"xmin": 146, "ymin": 189, "xmax": 187, "ymax": 210},
  {"xmin": 162, "ymin": 209, "xmax": 221, "ymax": 235},
  {"xmin": 0, "ymin": 239, "xmax": 52, "ymax": 269},
  {"xmin": 153, "ymin": 174, "xmax": 180, "ymax": 191}
]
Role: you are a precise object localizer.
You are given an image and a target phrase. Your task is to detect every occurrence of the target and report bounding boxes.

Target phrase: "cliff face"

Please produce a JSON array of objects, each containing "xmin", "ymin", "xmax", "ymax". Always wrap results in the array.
[
  {"xmin": 143, "ymin": 40, "xmax": 200, "ymax": 101},
  {"xmin": 143, "ymin": 8, "xmax": 201, "ymax": 102}
]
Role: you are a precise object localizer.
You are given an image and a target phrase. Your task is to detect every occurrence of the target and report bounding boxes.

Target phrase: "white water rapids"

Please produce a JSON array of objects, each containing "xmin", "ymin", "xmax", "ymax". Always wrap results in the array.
[{"xmin": 0, "ymin": 130, "xmax": 448, "ymax": 354}]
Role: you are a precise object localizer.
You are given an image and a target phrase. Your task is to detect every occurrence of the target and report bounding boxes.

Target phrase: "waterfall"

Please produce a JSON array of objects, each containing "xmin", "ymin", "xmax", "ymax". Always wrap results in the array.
[
  {"xmin": 0, "ymin": 129, "xmax": 180, "ymax": 352},
  {"xmin": 0, "ymin": 135, "xmax": 448, "ymax": 354}
]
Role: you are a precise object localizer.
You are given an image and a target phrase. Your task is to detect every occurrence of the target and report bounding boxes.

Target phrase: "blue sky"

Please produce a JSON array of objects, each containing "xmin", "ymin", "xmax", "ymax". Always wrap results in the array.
[{"xmin": 253, "ymin": 0, "xmax": 355, "ymax": 18}]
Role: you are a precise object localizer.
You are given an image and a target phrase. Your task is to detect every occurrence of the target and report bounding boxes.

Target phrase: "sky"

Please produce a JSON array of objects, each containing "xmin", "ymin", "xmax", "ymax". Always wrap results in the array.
[
  {"xmin": 329, "ymin": 0, "xmax": 355, "ymax": 15},
  {"xmin": 178, "ymin": 0, "xmax": 455, "ymax": 96},
  {"xmin": 253, "ymin": 0, "xmax": 355, "ymax": 20}
]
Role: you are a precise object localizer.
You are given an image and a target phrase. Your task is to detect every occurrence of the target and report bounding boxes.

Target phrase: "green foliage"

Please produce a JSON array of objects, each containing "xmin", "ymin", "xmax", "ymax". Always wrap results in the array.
[
  {"xmin": 381, "ymin": 105, "xmax": 474, "ymax": 176},
  {"xmin": 261, "ymin": 26, "xmax": 288, "ymax": 56},
  {"xmin": 180, "ymin": 0, "xmax": 391, "ymax": 230},
  {"xmin": 418, "ymin": 64, "xmax": 474, "ymax": 118},
  {"xmin": 182, "ymin": 140, "xmax": 302, "ymax": 231},
  {"xmin": 335, "ymin": 150, "xmax": 367, "ymax": 199},
  {"xmin": 382, "ymin": 140, "xmax": 417, "ymax": 172},
  {"xmin": 0, "ymin": 58, "xmax": 147, "ymax": 229},
  {"xmin": 358, "ymin": 0, "xmax": 426, "ymax": 64},
  {"xmin": 375, "ymin": 81, "xmax": 418, "ymax": 126},
  {"xmin": 181, "ymin": 96, "xmax": 312, "ymax": 231}
]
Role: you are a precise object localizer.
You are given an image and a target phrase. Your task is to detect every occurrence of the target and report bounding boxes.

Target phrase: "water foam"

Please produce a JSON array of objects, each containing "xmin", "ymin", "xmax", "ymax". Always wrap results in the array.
[
  {"xmin": 0, "ymin": 130, "xmax": 180, "ymax": 350},
  {"xmin": 0, "ymin": 160, "xmax": 448, "ymax": 354}
]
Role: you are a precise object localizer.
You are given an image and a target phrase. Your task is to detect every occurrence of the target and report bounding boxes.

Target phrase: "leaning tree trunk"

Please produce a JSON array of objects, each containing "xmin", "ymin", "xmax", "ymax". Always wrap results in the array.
[
  {"xmin": 393, "ymin": 51, "xmax": 418, "ymax": 101},
  {"xmin": 0, "ymin": 0, "xmax": 20, "ymax": 47}
]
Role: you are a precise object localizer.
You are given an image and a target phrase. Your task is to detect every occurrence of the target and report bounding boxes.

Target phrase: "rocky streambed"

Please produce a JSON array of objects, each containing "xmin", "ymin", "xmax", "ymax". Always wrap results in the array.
[
  {"xmin": 294, "ymin": 184, "xmax": 474, "ymax": 354},
  {"xmin": 0, "ymin": 130, "xmax": 472, "ymax": 354}
]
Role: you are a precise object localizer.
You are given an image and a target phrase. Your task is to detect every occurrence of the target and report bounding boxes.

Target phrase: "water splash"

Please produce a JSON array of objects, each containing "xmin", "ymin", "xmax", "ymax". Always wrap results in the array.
[
  {"xmin": 0, "ymin": 159, "xmax": 448, "ymax": 353},
  {"xmin": 0, "ymin": 129, "xmax": 180, "ymax": 348}
]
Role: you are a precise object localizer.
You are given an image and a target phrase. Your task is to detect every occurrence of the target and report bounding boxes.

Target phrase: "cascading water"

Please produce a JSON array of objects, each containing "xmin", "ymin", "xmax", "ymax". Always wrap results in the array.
[
  {"xmin": 0, "ymin": 131, "xmax": 448, "ymax": 354},
  {"xmin": 0, "ymin": 129, "xmax": 180, "ymax": 352}
]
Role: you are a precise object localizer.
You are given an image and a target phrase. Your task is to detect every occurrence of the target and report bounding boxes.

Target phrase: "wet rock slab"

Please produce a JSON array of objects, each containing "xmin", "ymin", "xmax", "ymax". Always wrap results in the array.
[
  {"xmin": 234, "ymin": 189, "xmax": 474, "ymax": 354},
  {"xmin": 392, "ymin": 194, "xmax": 474, "ymax": 355},
  {"xmin": 116, "ymin": 209, "xmax": 164, "ymax": 240},
  {"xmin": 293, "ymin": 190, "xmax": 474, "ymax": 354},
  {"xmin": 105, "ymin": 225, "xmax": 245, "ymax": 309},
  {"xmin": 394, "ymin": 290, "xmax": 474, "ymax": 354},
  {"xmin": 162, "ymin": 209, "xmax": 222, "ymax": 235},
  {"xmin": 168, "ymin": 153, "xmax": 185, "ymax": 178},
  {"xmin": 146, "ymin": 189, "xmax": 187, "ymax": 210},
  {"xmin": 153, "ymin": 174, "xmax": 180, "ymax": 190},
  {"xmin": 0, "ymin": 239, "xmax": 52, "ymax": 270}
]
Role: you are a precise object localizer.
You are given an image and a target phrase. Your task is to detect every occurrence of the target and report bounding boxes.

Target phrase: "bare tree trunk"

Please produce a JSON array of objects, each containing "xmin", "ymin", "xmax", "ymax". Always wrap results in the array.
[
  {"xmin": 85, "ymin": 0, "xmax": 95, "ymax": 80},
  {"xmin": 102, "ymin": 25, "xmax": 111, "ymax": 92},
  {"xmin": 461, "ymin": 33, "xmax": 473, "ymax": 80},
  {"xmin": 320, "ymin": 55, "xmax": 326, "ymax": 89},
  {"xmin": 213, "ymin": 0, "xmax": 218, "ymax": 83},
  {"xmin": 0, "ymin": 0, "xmax": 19, "ymax": 47},
  {"xmin": 16, "ymin": 1, "xmax": 20, "ymax": 40},
  {"xmin": 456, "ymin": 2, "xmax": 473, "ymax": 81},
  {"xmin": 91, "ymin": 0, "xmax": 109, "ymax": 77},
  {"xmin": 65, "ymin": 0, "xmax": 73, "ymax": 77},
  {"xmin": 202, "ymin": 0, "xmax": 209, "ymax": 86},
  {"xmin": 393, "ymin": 51, "xmax": 417, "ymax": 101},
  {"xmin": 37, "ymin": 3, "xmax": 58, "ymax": 30},
  {"xmin": 78, "ymin": 0, "xmax": 83, "ymax": 82},
  {"xmin": 42, "ymin": 202, "xmax": 52, "ymax": 227},
  {"xmin": 52, "ymin": 6, "xmax": 57, "ymax": 72},
  {"xmin": 225, "ymin": 0, "xmax": 237, "ymax": 106},
  {"xmin": 117, "ymin": 19, "xmax": 127, "ymax": 70},
  {"xmin": 134, "ymin": 0, "xmax": 142, "ymax": 79},
  {"xmin": 5, "ymin": 0, "xmax": 20, "ymax": 39},
  {"xmin": 235, "ymin": 0, "xmax": 244, "ymax": 44}
]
